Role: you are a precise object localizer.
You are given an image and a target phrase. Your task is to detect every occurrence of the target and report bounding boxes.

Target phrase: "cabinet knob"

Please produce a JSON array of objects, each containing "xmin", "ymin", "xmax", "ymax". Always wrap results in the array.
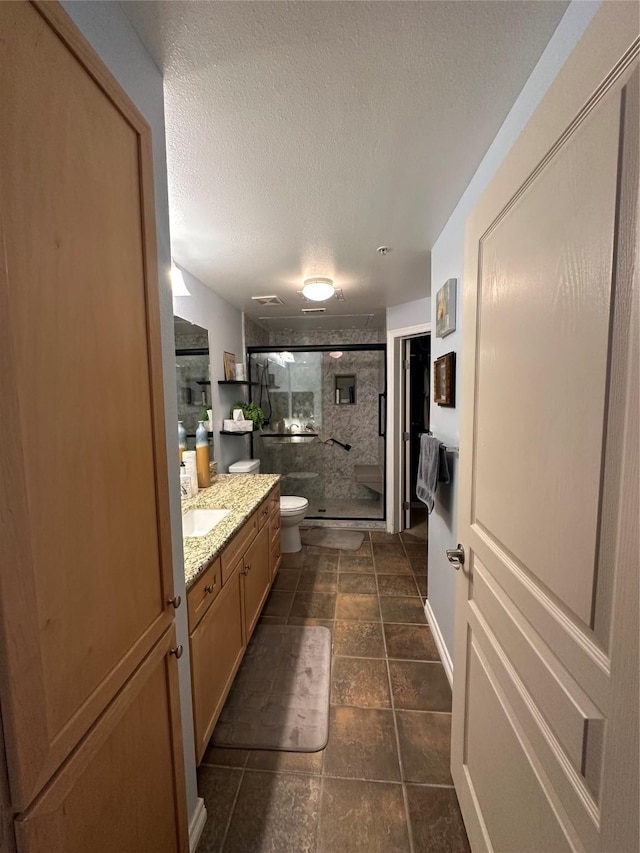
[
  {"xmin": 170, "ymin": 645, "xmax": 184, "ymax": 659},
  {"xmin": 247, "ymin": 563, "xmax": 252, "ymax": 572},
  {"xmin": 167, "ymin": 595, "xmax": 182, "ymax": 609},
  {"xmin": 204, "ymin": 584, "xmax": 214, "ymax": 594}
]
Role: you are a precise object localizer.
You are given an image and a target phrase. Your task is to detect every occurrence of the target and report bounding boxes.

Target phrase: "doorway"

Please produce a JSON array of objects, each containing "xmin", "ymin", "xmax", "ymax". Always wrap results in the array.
[{"xmin": 402, "ymin": 334, "xmax": 431, "ymax": 535}]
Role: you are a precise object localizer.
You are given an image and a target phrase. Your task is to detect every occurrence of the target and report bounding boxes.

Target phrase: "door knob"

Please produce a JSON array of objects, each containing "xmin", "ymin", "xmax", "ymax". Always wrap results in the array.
[{"xmin": 446, "ymin": 544, "xmax": 465, "ymax": 570}]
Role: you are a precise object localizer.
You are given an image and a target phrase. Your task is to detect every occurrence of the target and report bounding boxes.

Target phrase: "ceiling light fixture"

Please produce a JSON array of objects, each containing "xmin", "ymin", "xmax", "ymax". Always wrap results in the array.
[
  {"xmin": 171, "ymin": 262, "xmax": 190, "ymax": 296},
  {"xmin": 301, "ymin": 276, "xmax": 335, "ymax": 302}
]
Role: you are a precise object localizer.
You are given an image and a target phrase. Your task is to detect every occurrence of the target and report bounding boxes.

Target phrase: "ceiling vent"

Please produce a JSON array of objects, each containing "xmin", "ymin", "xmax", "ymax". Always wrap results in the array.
[
  {"xmin": 301, "ymin": 307, "xmax": 326, "ymax": 314},
  {"xmin": 251, "ymin": 295, "xmax": 285, "ymax": 306}
]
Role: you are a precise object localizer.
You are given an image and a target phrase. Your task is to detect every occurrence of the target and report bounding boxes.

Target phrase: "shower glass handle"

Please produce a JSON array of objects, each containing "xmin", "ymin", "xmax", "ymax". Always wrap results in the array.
[{"xmin": 378, "ymin": 393, "xmax": 386, "ymax": 437}]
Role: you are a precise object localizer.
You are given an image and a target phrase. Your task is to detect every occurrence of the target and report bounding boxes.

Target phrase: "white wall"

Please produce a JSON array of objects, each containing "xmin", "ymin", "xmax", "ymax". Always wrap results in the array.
[
  {"xmin": 428, "ymin": 0, "xmax": 601, "ymax": 664},
  {"xmin": 174, "ymin": 270, "xmax": 247, "ymax": 473},
  {"xmin": 387, "ymin": 296, "xmax": 431, "ymax": 331},
  {"xmin": 61, "ymin": 0, "xmax": 199, "ymax": 823}
]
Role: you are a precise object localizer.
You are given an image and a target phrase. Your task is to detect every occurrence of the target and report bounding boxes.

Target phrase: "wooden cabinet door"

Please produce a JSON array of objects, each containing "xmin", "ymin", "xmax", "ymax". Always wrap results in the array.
[
  {"xmin": 14, "ymin": 628, "xmax": 187, "ymax": 853},
  {"xmin": 190, "ymin": 565, "xmax": 245, "ymax": 764},
  {"xmin": 0, "ymin": 2, "xmax": 176, "ymax": 809},
  {"xmin": 243, "ymin": 525, "xmax": 271, "ymax": 640}
]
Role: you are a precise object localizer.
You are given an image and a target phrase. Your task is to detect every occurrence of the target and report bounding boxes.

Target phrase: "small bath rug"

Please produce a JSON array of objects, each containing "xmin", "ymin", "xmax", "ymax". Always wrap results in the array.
[
  {"xmin": 211, "ymin": 625, "xmax": 331, "ymax": 752},
  {"xmin": 301, "ymin": 528, "xmax": 365, "ymax": 551}
]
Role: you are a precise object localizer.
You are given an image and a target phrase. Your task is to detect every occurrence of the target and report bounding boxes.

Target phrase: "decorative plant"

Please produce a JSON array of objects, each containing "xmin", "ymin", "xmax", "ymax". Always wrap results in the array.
[{"xmin": 231, "ymin": 401, "xmax": 265, "ymax": 430}]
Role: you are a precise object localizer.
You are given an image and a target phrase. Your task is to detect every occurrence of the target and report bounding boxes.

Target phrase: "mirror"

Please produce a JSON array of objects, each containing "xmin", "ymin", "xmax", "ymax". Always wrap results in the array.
[{"xmin": 174, "ymin": 316, "xmax": 213, "ymax": 455}]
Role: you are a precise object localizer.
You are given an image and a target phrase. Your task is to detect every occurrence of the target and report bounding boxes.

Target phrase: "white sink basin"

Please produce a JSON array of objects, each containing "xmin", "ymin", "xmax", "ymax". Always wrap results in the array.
[{"xmin": 182, "ymin": 508, "xmax": 230, "ymax": 537}]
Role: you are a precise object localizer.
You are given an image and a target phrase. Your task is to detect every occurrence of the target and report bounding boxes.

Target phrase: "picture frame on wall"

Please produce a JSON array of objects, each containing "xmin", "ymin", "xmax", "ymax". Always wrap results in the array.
[
  {"xmin": 223, "ymin": 351, "xmax": 236, "ymax": 381},
  {"xmin": 435, "ymin": 277, "xmax": 457, "ymax": 338},
  {"xmin": 433, "ymin": 351, "xmax": 455, "ymax": 407}
]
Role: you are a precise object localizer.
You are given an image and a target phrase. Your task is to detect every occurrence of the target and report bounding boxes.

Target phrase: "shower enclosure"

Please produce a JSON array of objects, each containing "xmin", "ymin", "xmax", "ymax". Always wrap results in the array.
[{"xmin": 248, "ymin": 345, "xmax": 386, "ymax": 521}]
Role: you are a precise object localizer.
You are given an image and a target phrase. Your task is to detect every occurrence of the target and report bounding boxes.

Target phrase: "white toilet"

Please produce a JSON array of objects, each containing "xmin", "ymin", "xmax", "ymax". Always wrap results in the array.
[{"xmin": 228, "ymin": 459, "xmax": 309, "ymax": 553}]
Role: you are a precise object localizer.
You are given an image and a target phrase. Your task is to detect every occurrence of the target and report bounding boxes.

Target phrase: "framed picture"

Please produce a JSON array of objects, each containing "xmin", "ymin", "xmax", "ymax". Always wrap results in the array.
[
  {"xmin": 436, "ymin": 278, "xmax": 457, "ymax": 338},
  {"xmin": 223, "ymin": 351, "xmax": 236, "ymax": 381},
  {"xmin": 433, "ymin": 352, "xmax": 455, "ymax": 407}
]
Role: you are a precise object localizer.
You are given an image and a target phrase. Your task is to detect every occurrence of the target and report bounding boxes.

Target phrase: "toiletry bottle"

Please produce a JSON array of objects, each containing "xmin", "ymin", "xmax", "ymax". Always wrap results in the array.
[
  {"xmin": 178, "ymin": 420, "xmax": 187, "ymax": 462},
  {"xmin": 182, "ymin": 450, "xmax": 198, "ymax": 495},
  {"xmin": 179, "ymin": 461, "xmax": 192, "ymax": 498},
  {"xmin": 195, "ymin": 421, "xmax": 211, "ymax": 488}
]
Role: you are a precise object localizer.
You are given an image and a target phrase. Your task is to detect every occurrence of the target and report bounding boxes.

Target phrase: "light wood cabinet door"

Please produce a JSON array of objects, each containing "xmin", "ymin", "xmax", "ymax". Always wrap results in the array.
[
  {"xmin": 14, "ymin": 628, "xmax": 187, "ymax": 853},
  {"xmin": 190, "ymin": 564, "xmax": 245, "ymax": 764},
  {"xmin": 0, "ymin": 2, "xmax": 176, "ymax": 809},
  {"xmin": 242, "ymin": 525, "xmax": 271, "ymax": 641}
]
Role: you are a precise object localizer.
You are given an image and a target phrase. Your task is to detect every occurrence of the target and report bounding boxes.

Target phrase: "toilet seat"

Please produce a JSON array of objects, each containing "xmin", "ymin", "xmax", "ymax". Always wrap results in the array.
[{"xmin": 280, "ymin": 496, "xmax": 309, "ymax": 514}]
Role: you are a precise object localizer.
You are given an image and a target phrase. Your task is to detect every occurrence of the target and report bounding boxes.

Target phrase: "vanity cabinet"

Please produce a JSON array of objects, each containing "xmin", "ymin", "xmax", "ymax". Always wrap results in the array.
[{"xmin": 187, "ymin": 485, "xmax": 280, "ymax": 763}]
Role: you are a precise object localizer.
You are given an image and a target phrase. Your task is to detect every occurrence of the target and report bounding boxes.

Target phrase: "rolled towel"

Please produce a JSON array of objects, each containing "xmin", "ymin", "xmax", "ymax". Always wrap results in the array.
[{"xmin": 416, "ymin": 434, "xmax": 441, "ymax": 513}]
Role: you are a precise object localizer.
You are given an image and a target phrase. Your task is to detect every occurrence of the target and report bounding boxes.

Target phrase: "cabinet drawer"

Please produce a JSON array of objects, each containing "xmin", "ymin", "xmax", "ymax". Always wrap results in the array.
[
  {"xmin": 187, "ymin": 558, "xmax": 221, "ymax": 632},
  {"xmin": 221, "ymin": 512, "xmax": 257, "ymax": 585},
  {"xmin": 257, "ymin": 496, "xmax": 271, "ymax": 531}
]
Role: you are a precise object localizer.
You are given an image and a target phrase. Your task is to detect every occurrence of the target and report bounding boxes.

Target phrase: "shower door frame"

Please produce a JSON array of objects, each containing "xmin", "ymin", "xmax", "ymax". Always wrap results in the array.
[{"xmin": 247, "ymin": 343, "xmax": 387, "ymax": 522}]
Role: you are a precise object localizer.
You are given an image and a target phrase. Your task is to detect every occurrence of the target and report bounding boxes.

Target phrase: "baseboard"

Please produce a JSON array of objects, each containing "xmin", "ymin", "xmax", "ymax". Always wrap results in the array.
[
  {"xmin": 189, "ymin": 797, "xmax": 207, "ymax": 853},
  {"xmin": 424, "ymin": 598, "xmax": 453, "ymax": 687}
]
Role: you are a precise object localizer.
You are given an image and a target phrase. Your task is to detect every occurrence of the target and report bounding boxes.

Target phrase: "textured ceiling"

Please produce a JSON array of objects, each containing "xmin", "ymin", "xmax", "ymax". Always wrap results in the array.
[{"xmin": 122, "ymin": 0, "xmax": 568, "ymax": 329}]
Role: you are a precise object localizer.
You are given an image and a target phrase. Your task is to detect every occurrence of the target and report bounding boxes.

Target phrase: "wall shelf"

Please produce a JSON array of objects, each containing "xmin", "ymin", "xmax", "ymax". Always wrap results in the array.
[
  {"xmin": 217, "ymin": 380, "xmax": 258, "ymax": 386},
  {"xmin": 259, "ymin": 432, "xmax": 318, "ymax": 438},
  {"xmin": 220, "ymin": 430, "xmax": 253, "ymax": 436},
  {"xmin": 196, "ymin": 380, "xmax": 211, "ymax": 386}
]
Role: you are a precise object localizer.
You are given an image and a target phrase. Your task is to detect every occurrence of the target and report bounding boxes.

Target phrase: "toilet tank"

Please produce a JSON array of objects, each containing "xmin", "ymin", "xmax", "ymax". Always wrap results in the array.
[{"xmin": 228, "ymin": 459, "xmax": 261, "ymax": 474}]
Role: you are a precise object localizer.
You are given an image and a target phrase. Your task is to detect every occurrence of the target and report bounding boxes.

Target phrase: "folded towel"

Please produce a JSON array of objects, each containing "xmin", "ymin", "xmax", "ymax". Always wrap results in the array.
[{"xmin": 416, "ymin": 434, "xmax": 441, "ymax": 513}]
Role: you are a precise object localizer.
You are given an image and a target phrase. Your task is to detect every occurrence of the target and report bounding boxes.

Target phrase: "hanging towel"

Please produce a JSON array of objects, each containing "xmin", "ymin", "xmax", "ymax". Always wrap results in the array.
[
  {"xmin": 438, "ymin": 443, "xmax": 451, "ymax": 485},
  {"xmin": 416, "ymin": 434, "xmax": 441, "ymax": 513}
]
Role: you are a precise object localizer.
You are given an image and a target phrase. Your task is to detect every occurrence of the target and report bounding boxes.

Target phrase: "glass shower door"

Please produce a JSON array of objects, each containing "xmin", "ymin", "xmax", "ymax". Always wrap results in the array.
[{"xmin": 249, "ymin": 346, "xmax": 386, "ymax": 520}]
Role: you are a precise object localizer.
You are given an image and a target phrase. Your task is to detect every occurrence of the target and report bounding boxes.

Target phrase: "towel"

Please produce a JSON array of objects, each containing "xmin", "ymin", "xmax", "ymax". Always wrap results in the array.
[
  {"xmin": 438, "ymin": 444, "xmax": 450, "ymax": 485},
  {"xmin": 416, "ymin": 434, "xmax": 441, "ymax": 512}
]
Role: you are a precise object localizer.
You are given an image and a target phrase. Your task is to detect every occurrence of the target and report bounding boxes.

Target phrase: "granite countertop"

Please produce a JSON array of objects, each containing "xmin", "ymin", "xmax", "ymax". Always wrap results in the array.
[{"xmin": 182, "ymin": 473, "xmax": 280, "ymax": 589}]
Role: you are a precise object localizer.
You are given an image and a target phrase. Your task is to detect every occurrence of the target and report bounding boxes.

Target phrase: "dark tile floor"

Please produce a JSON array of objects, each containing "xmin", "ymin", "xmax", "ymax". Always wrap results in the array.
[{"xmin": 197, "ymin": 531, "xmax": 470, "ymax": 853}]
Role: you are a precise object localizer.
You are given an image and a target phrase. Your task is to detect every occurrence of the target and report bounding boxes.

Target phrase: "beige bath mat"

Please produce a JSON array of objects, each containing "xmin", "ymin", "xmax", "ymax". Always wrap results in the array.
[
  {"xmin": 301, "ymin": 528, "xmax": 365, "ymax": 551},
  {"xmin": 211, "ymin": 625, "xmax": 331, "ymax": 752}
]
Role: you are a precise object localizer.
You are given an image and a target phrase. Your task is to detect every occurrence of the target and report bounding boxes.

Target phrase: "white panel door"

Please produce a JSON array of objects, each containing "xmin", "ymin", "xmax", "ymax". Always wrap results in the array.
[{"xmin": 452, "ymin": 7, "xmax": 639, "ymax": 852}]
